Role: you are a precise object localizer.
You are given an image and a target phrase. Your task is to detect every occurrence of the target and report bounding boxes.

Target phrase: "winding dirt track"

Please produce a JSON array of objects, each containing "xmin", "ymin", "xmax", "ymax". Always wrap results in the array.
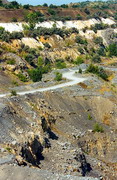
[{"xmin": 0, "ymin": 70, "xmax": 86, "ymax": 98}]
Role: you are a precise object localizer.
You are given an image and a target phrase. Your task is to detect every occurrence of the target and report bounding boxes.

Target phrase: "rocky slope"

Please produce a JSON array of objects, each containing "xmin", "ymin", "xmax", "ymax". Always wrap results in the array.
[{"xmin": 0, "ymin": 86, "xmax": 117, "ymax": 179}]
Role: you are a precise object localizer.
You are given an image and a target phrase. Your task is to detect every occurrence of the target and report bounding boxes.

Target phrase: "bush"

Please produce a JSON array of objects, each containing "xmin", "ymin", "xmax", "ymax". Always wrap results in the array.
[
  {"xmin": 91, "ymin": 23, "xmax": 109, "ymax": 33},
  {"xmin": 94, "ymin": 37, "xmax": 103, "ymax": 45},
  {"xmin": 92, "ymin": 54, "xmax": 101, "ymax": 63},
  {"xmin": 84, "ymin": 8, "xmax": 90, "ymax": 15},
  {"xmin": 107, "ymin": 43, "xmax": 117, "ymax": 57},
  {"xmin": 11, "ymin": 90, "xmax": 17, "ymax": 96},
  {"xmin": 48, "ymin": 8, "xmax": 56, "ymax": 15},
  {"xmin": 76, "ymin": 14, "xmax": 83, "ymax": 20},
  {"xmin": 23, "ymin": 4, "xmax": 30, "ymax": 9},
  {"xmin": 28, "ymin": 68, "xmax": 42, "ymax": 82},
  {"xmin": 25, "ymin": 54, "xmax": 35, "ymax": 65},
  {"xmin": 55, "ymin": 59, "xmax": 66, "ymax": 69},
  {"xmin": 88, "ymin": 113, "xmax": 92, "ymax": 120},
  {"xmin": 25, "ymin": 11, "xmax": 44, "ymax": 24},
  {"xmin": 78, "ymin": 47, "xmax": 84, "ymax": 54},
  {"xmin": 10, "ymin": 32, "xmax": 24, "ymax": 39},
  {"xmin": 79, "ymin": 68, "xmax": 82, "ymax": 74},
  {"xmin": 93, "ymin": 123, "xmax": 104, "ymax": 133},
  {"xmin": 11, "ymin": 17, "xmax": 17, "ymax": 22},
  {"xmin": 97, "ymin": 47, "xmax": 106, "ymax": 56},
  {"xmin": 61, "ymin": 4, "xmax": 68, "ymax": 8},
  {"xmin": 7, "ymin": 59, "xmax": 16, "ymax": 65},
  {"xmin": 74, "ymin": 56, "xmax": 84, "ymax": 65},
  {"xmin": 75, "ymin": 36, "xmax": 87, "ymax": 45},
  {"xmin": 86, "ymin": 64, "xmax": 108, "ymax": 81},
  {"xmin": 44, "ymin": 42, "xmax": 51, "ymax": 48},
  {"xmin": 17, "ymin": 73, "xmax": 28, "ymax": 82},
  {"xmin": 43, "ymin": 3, "xmax": 48, "ymax": 7},
  {"xmin": 54, "ymin": 72, "xmax": 62, "ymax": 81}
]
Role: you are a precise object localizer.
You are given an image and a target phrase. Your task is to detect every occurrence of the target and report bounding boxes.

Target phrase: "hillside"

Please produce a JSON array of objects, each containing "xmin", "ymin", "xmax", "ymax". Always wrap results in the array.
[
  {"xmin": 0, "ymin": 1, "xmax": 117, "ymax": 22},
  {"xmin": 0, "ymin": 1, "xmax": 117, "ymax": 180}
]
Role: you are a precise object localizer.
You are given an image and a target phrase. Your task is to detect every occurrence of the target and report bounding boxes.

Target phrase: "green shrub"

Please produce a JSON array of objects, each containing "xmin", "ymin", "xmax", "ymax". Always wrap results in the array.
[
  {"xmin": 7, "ymin": 59, "xmax": 16, "ymax": 65},
  {"xmin": 88, "ymin": 113, "xmax": 92, "ymax": 120},
  {"xmin": 75, "ymin": 36, "xmax": 87, "ymax": 45},
  {"xmin": 61, "ymin": 4, "xmax": 68, "ymax": 8},
  {"xmin": 28, "ymin": 68, "xmax": 42, "ymax": 82},
  {"xmin": 23, "ymin": 4, "xmax": 30, "ymax": 9},
  {"xmin": 74, "ymin": 56, "xmax": 84, "ymax": 65},
  {"xmin": 91, "ymin": 23, "xmax": 109, "ymax": 33},
  {"xmin": 55, "ymin": 59, "xmax": 66, "ymax": 69},
  {"xmin": 93, "ymin": 123, "xmax": 104, "ymax": 133},
  {"xmin": 44, "ymin": 42, "xmax": 51, "ymax": 48},
  {"xmin": 17, "ymin": 73, "xmax": 28, "ymax": 82},
  {"xmin": 92, "ymin": 54, "xmax": 101, "ymax": 63},
  {"xmin": 78, "ymin": 47, "xmax": 84, "ymax": 54},
  {"xmin": 25, "ymin": 54, "xmax": 35, "ymax": 65},
  {"xmin": 86, "ymin": 64, "xmax": 108, "ymax": 81},
  {"xmin": 76, "ymin": 14, "xmax": 83, "ymax": 20},
  {"xmin": 11, "ymin": 17, "xmax": 17, "ymax": 22},
  {"xmin": 48, "ymin": 8, "xmax": 56, "ymax": 15},
  {"xmin": 54, "ymin": 72, "xmax": 62, "ymax": 81},
  {"xmin": 79, "ymin": 68, "xmax": 82, "ymax": 74},
  {"xmin": 12, "ymin": 81, "xmax": 19, "ymax": 86},
  {"xmin": 10, "ymin": 32, "xmax": 24, "ymax": 39},
  {"xmin": 97, "ymin": 47, "xmax": 106, "ymax": 56},
  {"xmin": 107, "ymin": 43, "xmax": 117, "ymax": 57},
  {"xmin": 11, "ymin": 90, "xmax": 17, "ymax": 96},
  {"xmin": 94, "ymin": 37, "xmax": 103, "ymax": 45}
]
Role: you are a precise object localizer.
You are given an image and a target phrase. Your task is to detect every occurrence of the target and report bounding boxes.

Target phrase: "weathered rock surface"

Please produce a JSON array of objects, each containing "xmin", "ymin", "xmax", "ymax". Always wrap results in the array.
[{"xmin": 0, "ymin": 91, "xmax": 117, "ymax": 179}]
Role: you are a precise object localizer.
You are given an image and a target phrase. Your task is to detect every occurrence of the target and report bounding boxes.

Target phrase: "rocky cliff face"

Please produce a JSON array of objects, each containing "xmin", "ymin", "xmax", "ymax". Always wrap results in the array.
[{"xmin": 0, "ymin": 91, "xmax": 117, "ymax": 179}]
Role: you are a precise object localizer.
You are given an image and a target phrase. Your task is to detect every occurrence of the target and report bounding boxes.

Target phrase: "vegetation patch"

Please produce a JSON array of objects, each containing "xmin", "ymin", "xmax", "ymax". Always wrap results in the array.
[
  {"xmin": 54, "ymin": 72, "xmax": 62, "ymax": 81},
  {"xmin": 86, "ymin": 64, "xmax": 109, "ymax": 81},
  {"xmin": 93, "ymin": 123, "xmax": 104, "ymax": 133}
]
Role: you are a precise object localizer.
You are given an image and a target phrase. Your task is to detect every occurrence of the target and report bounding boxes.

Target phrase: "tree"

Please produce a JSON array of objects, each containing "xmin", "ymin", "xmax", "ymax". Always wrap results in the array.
[
  {"xmin": 43, "ymin": 3, "xmax": 48, "ymax": 7},
  {"xmin": 10, "ymin": 1, "xmax": 20, "ymax": 9}
]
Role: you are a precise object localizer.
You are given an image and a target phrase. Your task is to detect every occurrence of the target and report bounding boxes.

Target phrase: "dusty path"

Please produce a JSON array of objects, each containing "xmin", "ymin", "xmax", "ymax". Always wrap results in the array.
[{"xmin": 0, "ymin": 70, "xmax": 86, "ymax": 98}]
